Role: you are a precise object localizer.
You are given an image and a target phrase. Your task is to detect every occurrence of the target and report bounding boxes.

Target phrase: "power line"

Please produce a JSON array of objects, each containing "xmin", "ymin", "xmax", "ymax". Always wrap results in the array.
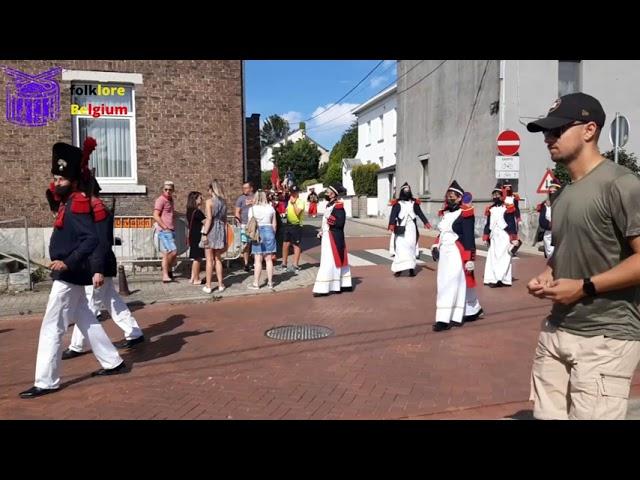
[
  {"xmin": 301, "ymin": 60, "xmax": 384, "ymax": 123},
  {"xmin": 294, "ymin": 60, "xmax": 399, "ymax": 135},
  {"xmin": 307, "ymin": 59, "xmax": 444, "ymax": 134}
]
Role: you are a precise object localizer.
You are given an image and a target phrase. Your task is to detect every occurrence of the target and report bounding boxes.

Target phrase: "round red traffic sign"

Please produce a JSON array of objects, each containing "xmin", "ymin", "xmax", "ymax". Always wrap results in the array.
[{"xmin": 497, "ymin": 130, "xmax": 520, "ymax": 156}]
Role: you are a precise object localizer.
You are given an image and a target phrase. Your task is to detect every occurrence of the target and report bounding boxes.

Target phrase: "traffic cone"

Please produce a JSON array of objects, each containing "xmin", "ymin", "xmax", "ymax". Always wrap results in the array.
[{"xmin": 118, "ymin": 265, "xmax": 131, "ymax": 296}]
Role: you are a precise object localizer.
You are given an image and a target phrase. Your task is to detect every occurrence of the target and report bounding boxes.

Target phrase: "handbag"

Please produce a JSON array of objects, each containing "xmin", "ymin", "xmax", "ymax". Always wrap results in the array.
[
  {"xmin": 395, "ymin": 215, "xmax": 406, "ymax": 235},
  {"xmin": 246, "ymin": 207, "xmax": 261, "ymax": 242}
]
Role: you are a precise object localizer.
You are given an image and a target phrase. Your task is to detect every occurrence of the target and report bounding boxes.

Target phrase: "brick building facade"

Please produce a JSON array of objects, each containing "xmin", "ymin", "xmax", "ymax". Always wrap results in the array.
[{"xmin": 0, "ymin": 60, "xmax": 245, "ymax": 227}]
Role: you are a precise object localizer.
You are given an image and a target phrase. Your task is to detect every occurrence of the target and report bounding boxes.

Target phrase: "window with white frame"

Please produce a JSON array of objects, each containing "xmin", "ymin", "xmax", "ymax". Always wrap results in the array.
[
  {"xmin": 558, "ymin": 60, "xmax": 581, "ymax": 97},
  {"xmin": 391, "ymin": 109, "xmax": 397, "ymax": 136},
  {"xmin": 70, "ymin": 81, "xmax": 138, "ymax": 186},
  {"xmin": 378, "ymin": 115, "xmax": 384, "ymax": 142},
  {"xmin": 419, "ymin": 154, "xmax": 430, "ymax": 194},
  {"xmin": 379, "ymin": 156, "xmax": 384, "ymax": 166},
  {"xmin": 366, "ymin": 120, "xmax": 372, "ymax": 146}
]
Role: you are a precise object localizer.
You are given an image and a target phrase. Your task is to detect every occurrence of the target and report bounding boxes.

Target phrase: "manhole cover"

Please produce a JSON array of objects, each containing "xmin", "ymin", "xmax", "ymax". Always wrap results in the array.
[{"xmin": 265, "ymin": 325, "xmax": 334, "ymax": 342}]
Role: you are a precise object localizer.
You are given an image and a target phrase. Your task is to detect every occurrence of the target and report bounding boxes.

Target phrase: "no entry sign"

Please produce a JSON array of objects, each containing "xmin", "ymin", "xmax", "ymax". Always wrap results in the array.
[{"xmin": 497, "ymin": 130, "xmax": 520, "ymax": 156}]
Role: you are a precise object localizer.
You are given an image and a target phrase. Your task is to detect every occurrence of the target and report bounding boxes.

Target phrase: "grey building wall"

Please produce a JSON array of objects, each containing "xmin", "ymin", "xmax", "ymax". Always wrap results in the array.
[
  {"xmin": 396, "ymin": 60, "xmax": 500, "ymax": 219},
  {"xmin": 398, "ymin": 59, "xmax": 640, "ymax": 242}
]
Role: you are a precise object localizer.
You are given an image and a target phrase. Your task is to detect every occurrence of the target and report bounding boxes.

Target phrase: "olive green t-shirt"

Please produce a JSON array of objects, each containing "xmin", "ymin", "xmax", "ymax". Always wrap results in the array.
[{"xmin": 549, "ymin": 159, "xmax": 640, "ymax": 340}]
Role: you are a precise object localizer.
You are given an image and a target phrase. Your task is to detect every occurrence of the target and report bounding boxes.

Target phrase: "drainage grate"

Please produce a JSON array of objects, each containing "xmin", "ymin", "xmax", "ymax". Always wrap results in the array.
[{"xmin": 265, "ymin": 325, "xmax": 334, "ymax": 342}]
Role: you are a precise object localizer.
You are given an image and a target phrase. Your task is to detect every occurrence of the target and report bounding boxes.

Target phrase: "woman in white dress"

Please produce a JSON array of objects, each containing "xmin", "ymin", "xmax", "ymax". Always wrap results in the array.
[
  {"xmin": 312, "ymin": 183, "xmax": 352, "ymax": 297},
  {"xmin": 430, "ymin": 181, "xmax": 483, "ymax": 332},
  {"xmin": 388, "ymin": 183, "xmax": 431, "ymax": 277},
  {"xmin": 483, "ymin": 183, "xmax": 518, "ymax": 288},
  {"xmin": 536, "ymin": 179, "xmax": 561, "ymax": 259}
]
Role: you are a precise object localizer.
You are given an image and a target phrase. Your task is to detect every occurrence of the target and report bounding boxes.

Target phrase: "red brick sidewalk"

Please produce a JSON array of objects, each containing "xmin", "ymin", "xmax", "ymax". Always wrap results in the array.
[{"xmin": 1, "ymin": 237, "xmax": 638, "ymax": 419}]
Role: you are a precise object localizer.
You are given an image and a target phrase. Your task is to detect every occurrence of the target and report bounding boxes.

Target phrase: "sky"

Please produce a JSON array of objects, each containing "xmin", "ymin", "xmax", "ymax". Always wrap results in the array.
[{"xmin": 245, "ymin": 60, "xmax": 397, "ymax": 151}]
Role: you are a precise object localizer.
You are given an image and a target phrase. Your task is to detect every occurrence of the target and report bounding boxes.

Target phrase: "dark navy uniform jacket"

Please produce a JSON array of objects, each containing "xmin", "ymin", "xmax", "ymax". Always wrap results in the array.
[
  {"xmin": 49, "ymin": 192, "xmax": 99, "ymax": 286},
  {"xmin": 88, "ymin": 197, "xmax": 118, "ymax": 278}
]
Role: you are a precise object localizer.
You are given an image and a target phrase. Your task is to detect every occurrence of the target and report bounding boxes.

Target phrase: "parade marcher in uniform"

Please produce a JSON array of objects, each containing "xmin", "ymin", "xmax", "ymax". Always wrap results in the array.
[
  {"xmin": 388, "ymin": 182, "xmax": 431, "ymax": 277},
  {"xmin": 430, "ymin": 181, "xmax": 483, "ymax": 332},
  {"xmin": 61, "ymin": 156, "xmax": 145, "ymax": 359},
  {"xmin": 501, "ymin": 181, "xmax": 523, "ymax": 255},
  {"xmin": 483, "ymin": 182, "xmax": 519, "ymax": 287},
  {"xmin": 536, "ymin": 177, "xmax": 562, "ymax": 259},
  {"xmin": 312, "ymin": 183, "xmax": 352, "ymax": 297},
  {"xmin": 388, "ymin": 185, "xmax": 423, "ymax": 259},
  {"xmin": 307, "ymin": 187, "xmax": 319, "ymax": 218},
  {"xmin": 20, "ymin": 140, "xmax": 126, "ymax": 399}
]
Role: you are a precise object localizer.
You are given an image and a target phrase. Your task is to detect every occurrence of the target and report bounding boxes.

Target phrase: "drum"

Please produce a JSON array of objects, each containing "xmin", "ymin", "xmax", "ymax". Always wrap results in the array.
[{"xmin": 3, "ymin": 67, "xmax": 61, "ymax": 127}]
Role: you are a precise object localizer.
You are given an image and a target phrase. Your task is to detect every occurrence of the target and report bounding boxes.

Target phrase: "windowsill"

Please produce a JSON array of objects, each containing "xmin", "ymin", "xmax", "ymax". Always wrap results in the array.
[
  {"xmin": 377, "ymin": 139, "xmax": 384, "ymax": 143},
  {"xmin": 98, "ymin": 184, "xmax": 147, "ymax": 194},
  {"xmin": 365, "ymin": 144, "xmax": 371, "ymax": 147}
]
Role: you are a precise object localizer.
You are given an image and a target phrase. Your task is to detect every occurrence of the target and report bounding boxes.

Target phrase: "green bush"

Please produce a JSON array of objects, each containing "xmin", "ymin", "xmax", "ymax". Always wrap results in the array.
[
  {"xmin": 323, "ymin": 161, "xmax": 342, "ymax": 187},
  {"xmin": 352, "ymin": 163, "xmax": 380, "ymax": 196},
  {"xmin": 301, "ymin": 178, "xmax": 319, "ymax": 190}
]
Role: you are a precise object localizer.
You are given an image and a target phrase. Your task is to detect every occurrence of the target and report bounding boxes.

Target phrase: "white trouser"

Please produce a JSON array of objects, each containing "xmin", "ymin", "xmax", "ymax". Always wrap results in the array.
[
  {"xmin": 85, "ymin": 284, "xmax": 102, "ymax": 316},
  {"xmin": 70, "ymin": 278, "xmax": 143, "ymax": 353},
  {"xmin": 34, "ymin": 280, "xmax": 123, "ymax": 389}
]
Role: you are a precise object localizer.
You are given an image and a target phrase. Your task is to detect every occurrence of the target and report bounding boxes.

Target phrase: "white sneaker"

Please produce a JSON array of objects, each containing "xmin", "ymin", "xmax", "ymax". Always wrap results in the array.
[
  {"xmin": 247, "ymin": 284, "xmax": 260, "ymax": 290},
  {"xmin": 202, "ymin": 286, "xmax": 213, "ymax": 294}
]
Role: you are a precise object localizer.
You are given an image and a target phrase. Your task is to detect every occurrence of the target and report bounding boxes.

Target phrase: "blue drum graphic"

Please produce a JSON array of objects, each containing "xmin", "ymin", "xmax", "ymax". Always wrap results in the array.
[{"xmin": 3, "ymin": 67, "xmax": 61, "ymax": 127}]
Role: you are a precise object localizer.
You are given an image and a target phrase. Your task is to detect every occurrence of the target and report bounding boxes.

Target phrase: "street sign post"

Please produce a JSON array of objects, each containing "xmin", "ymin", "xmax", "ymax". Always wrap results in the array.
[{"xmin": 610, "ymin": 113, "xmax": 630, "ymax": 164}]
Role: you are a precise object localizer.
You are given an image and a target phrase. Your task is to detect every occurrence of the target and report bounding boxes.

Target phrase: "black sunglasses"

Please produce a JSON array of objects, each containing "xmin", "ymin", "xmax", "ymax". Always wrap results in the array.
[{"xmin": 543, "ymin": 121, "xmax": 587, "ymax": 139}]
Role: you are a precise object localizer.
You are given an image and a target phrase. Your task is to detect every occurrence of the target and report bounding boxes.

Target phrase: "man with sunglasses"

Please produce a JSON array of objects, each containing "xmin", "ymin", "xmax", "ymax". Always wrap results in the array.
[
  {"xmin": 526, "ymin": 92, "xmax": 640, "ymax": 420},
  {"xmin": 153, "ymin": 181, "xmax": 178, "ymax": 282}
]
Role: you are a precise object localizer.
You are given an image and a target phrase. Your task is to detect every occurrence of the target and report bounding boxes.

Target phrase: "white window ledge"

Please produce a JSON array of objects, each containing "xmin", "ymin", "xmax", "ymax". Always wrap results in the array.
[
  {"xmin": 99, "ymin": 184, "xmax": 147, "ymax": 194},
  {"xmin": 62, "ymin": 70, "xmax": 143, "ymax": 85}
]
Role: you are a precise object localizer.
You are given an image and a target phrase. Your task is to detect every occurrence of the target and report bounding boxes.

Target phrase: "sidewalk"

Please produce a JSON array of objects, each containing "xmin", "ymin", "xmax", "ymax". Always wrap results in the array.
[
  {"xmin": 348, "ymin": 216, "xmax": 545, "ymax": 257},
  {"xmin": 0, "ymin": 256, "xmax": 319, "ymax": 318}
]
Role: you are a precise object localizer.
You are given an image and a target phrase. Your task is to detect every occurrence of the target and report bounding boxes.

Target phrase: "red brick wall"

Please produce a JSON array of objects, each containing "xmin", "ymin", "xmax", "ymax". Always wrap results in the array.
[{"xmin": 0, "ymin": 60, "xmax": 244, "ymax": 227}]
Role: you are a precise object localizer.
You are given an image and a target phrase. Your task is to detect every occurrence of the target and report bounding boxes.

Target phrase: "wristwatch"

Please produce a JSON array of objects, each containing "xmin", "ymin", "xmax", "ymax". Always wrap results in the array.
[{"xmin": 582, "ymin": 278, "xmax": 597, "ymax": 297}]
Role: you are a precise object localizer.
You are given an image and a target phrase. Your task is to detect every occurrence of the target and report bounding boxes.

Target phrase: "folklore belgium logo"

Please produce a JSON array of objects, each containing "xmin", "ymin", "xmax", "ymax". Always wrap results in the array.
[{"xmin": 2, "ymin": 66, "xmax": 62, "ymax": 127}]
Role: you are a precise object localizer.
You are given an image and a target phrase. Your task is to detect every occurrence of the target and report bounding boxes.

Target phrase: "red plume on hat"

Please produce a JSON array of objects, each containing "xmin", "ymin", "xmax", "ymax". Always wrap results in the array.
[{"xmin": 80, "ymin": 137, "xmax": 97, "ymax": 182}]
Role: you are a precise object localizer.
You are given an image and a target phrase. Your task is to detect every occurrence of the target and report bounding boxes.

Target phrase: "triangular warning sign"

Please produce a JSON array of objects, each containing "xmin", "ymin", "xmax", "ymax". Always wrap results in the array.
[{"xmin": 537, "ymin": 169, "xmax": 556, "ymax": 194}]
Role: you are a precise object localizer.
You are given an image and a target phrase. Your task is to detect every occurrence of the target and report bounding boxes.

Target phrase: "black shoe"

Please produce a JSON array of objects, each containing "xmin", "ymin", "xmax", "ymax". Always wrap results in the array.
[
  {"xmin": 244, "ymin": 265, "xmax": 251, "ymax": 273},
  {"xmin": 451, "ymin": 321, "xmax": 464, "ymax": 327},
  {"xmin": 341, "ymin": 286, "xmax": 353, "ymax": 292},
  {"xmin": 168, "ymin": 271, "xmax": 174, "ymax": 280},
  {"xmin": 91, "ymin": 361, "xmax": 127, "ymax": 377},
  {"xmin": 62, "ymin": 348, "xmax": 87, "ymax": 360},
  {"xmin": 488, "ymin": 283, "xmax": 498, "ymax": 288},
  {"xmin": 409, "ymin": 269, "xmax": 416, "ymax": 277},
  {"xmin": 463, "ymin": 309, "xmax": 484, "ymax": 322},
  {"xmin": 394, "ymin": 272, "xmax": 402, "ymax": 277},
  {"xmin": 432, "ymin": 322, "xmax": 452, "ymax": 332},
  {"xmin": 19, "ymin": 386, "xmax": 58, "ymax": 399},
  {"xmin": 313, "ymin": 293, "xmax": 328, "ymax": 297},
  {"xmin": 114, "ymin": 336, "xmax": 145, "ymax": 349}
]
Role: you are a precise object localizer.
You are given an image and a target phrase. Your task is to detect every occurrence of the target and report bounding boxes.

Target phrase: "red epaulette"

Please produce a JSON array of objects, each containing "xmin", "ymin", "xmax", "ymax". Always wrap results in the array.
[
  {"xmin": 388, "ymin": 199, "xmax": 398, "ymax": 206},
  {"xmin": 505, "ymin": 203, "xmax": 516, "ymax": 214},
  {"xmin": 437, "ymin": 209, "xmax": 445, "ymax": 217},
  {"xmin": 484, "ymin": 205, "xmax": 491, "ymax": 217},
  {"xmin": 69, "ymin": 192, "xmax": 91, "ymax": 214},
  {"xmin": 91, "ymin": 196, "xmax": 109, "ymax": 222},
  {"xmin": 414, "ymin": 198, "xmax": 421, "ymax": 205},
  {"xmin": 333, "ymin": 202, "xmax": 344, "ymax": 210},
  {"xmin": 461, "ymin": 204, "xmax": 474, "ymax": 218},
  {"xmin": 536, "ymin": 202, "xmax": 544, "ymax": 212}
]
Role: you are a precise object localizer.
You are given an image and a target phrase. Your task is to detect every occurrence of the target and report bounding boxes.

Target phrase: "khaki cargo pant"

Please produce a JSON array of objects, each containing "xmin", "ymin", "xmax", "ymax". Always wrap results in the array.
[{"xmin": 530, "ymin": 320, "xmax": 640, "ymax": 420}]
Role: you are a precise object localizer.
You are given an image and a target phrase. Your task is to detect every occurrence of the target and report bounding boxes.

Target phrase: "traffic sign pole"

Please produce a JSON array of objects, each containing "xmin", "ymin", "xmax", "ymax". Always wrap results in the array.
[{"xmin": 615, "ymin": 111, "xmax": 620, "ymax": 164}]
